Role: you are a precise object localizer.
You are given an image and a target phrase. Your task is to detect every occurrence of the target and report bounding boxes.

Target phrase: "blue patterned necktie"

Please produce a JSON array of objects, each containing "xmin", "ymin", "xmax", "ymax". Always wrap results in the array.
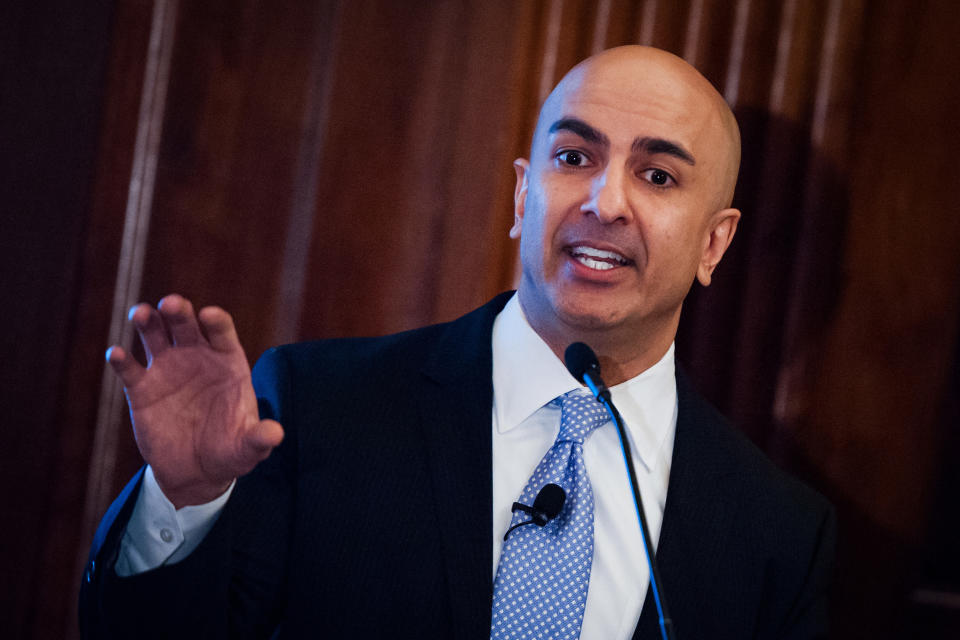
[{"xmin": 490, "ymin": 389, "xmax": 610, "ymax": 640}]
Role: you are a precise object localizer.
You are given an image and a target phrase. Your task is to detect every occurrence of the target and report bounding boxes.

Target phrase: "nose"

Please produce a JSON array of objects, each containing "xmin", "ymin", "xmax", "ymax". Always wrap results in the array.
[{"xmin": 581, "ymin": 164, "xmax": 630, "ymax": 224}]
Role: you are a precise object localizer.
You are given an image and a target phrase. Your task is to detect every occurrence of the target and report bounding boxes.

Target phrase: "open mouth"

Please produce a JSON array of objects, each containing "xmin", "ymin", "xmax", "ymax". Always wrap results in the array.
[{"xmin": 567, "ymin": 245, "xmax": 631, "ymax": 271}]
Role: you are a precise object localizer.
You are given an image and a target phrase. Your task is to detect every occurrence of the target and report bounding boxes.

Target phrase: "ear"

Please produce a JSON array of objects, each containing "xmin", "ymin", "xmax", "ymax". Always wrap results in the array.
[
  {"xmin": 696, "ymin": 208, "xmax": 740, "ymax": 286},
  {"xmin": 509, "ymin": 158, "xmax": 530, "ymax": 239}
]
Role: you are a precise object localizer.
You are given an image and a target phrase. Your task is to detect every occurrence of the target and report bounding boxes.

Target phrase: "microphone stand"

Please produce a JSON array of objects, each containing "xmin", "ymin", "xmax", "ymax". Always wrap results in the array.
[{"xmin": 581, "ymin": 370, "xmax": 675, "ymax": 640}]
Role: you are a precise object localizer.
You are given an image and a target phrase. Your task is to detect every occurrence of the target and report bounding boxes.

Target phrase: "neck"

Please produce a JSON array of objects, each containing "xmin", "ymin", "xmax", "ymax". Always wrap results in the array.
[{"xmin": 518, "ymin": 293, "xmax": 679, "ymax": 385}]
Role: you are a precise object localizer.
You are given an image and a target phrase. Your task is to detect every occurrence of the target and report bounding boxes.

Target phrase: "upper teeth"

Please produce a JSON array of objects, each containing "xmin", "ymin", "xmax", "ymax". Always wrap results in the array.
[{"xmin": 571, "ymin": 246, "xmax": 628, "ymax": 268}]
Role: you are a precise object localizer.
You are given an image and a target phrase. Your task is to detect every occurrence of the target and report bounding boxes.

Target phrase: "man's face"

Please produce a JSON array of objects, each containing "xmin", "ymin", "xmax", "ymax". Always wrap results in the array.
[{"xmin": 512, "ymin": 48, "xmax": 740, "ymax": 356}]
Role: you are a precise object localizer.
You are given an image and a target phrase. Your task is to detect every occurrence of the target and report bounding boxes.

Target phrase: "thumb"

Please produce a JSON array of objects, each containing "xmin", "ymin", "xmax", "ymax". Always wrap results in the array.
[{"xmin": 242, "ymin": 419, "xmax": 284, "ymax": 461}]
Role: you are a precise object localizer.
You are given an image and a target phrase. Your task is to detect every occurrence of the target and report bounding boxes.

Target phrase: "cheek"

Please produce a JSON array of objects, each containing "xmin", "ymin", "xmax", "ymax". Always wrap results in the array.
[
  {"xmin": 519, "ymin": 188, "xmax": 554, "ymax": 244},
  {"xmin": 646, "ymin": 212, "xmax": 706, "ymax": 274},
  {"xmin": 517, "ymin": 191, "xmax": 549, "ymax": 269}
]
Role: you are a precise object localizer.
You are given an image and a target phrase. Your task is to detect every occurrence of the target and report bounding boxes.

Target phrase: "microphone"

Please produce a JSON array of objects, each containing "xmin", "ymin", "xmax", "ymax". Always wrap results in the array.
[
  {"xmin": 564, "ymin": 341, "xmax": 610, "ymax": 402},
  {"xmin": 564, "ymin": 342, "xmax": 676, "ymax": 640},
  {"xmin": 503, "ymin": 483, "xmax": 566, "ymax": 540}
]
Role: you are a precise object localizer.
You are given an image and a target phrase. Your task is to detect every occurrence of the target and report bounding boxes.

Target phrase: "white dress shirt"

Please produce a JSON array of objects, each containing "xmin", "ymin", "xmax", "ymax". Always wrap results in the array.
[
  {"xmin": 118, "ymin": 293, "xmax": 678, "ymax": 639},
  {"xmin": 115, "ymin": 466, "xmax": 233, "ymax": 576},
  {"xmin": 492, "ymin": 294, "xmax": 677, "ymax": 640}
]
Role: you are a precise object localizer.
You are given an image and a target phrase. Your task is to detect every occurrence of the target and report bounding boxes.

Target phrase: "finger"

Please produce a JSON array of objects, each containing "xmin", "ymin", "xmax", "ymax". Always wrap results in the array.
[
  {"xmin": 158, "ymin": 294, "xmax": 205, "ymax": 347},
  {"xmin": 197, "ymin": 306, "xmax": 241, "ymax": 353},
  {"xmin": 106, "ymin": 345, "xmax": 146, "ymax": 388},
  {"xmin": 129, "ymin": 303, "xmax": 171, "ymax": 364}
]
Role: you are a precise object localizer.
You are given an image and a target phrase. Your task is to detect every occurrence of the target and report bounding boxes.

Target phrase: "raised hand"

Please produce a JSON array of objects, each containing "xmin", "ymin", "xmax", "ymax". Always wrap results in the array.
[{"xmin": 106, "ymin": 294, "xmax": 284, "ymax": 509}]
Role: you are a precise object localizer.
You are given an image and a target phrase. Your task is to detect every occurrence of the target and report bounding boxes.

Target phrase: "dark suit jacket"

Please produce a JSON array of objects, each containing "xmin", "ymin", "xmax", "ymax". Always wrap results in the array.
[{"xmin": 80, "ymin": 292, "xmax": 835, "ymax": 639}]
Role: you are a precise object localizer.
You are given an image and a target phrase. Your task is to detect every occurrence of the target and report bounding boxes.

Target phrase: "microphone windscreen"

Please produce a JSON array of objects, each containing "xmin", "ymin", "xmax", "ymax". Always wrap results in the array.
[
  {"xmin": 564, "ymin": 342, "xmax": 599, "ymax": 383},
  {"xmin": 533, "ymin": 483, "xmax": 566, "ymax": 519}
]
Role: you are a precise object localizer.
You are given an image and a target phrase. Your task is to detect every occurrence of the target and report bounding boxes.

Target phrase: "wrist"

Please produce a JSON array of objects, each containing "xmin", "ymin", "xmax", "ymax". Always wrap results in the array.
[{"xmin": 155, "ymin": 476, "xmax": 234, "ymax": 510}]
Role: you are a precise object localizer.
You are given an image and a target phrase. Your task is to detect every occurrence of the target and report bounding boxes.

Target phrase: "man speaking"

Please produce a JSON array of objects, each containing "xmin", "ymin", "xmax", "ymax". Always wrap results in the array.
[{"xmin": 80, "ymin": 46, "xmax": 834, "ymax": 639}]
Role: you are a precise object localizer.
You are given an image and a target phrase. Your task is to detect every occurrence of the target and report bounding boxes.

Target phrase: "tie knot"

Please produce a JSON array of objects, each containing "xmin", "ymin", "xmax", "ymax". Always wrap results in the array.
[{"xmin": 556, "ymin": 389, "xmax": 608, "ymax": 444}]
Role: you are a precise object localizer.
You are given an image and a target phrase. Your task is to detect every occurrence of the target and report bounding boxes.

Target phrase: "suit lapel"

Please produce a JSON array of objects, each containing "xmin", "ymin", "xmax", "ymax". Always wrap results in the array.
[
  {"xmin": 416, "ymin": 293, "xmax": 512, "ymax": 640},
  {"xmin": 635, "ymin": 369, "xmax": 741, "ymax": 638}
]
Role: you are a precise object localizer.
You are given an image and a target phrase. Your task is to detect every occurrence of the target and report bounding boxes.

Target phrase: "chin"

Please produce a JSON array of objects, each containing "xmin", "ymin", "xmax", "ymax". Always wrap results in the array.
[
  {"xmin": 552, "ymin": 295, "xmax": 628, "ymax": 332},
  {"xmin": 519, "ymin": 276, "xmax": 634, "ymax": 338}
]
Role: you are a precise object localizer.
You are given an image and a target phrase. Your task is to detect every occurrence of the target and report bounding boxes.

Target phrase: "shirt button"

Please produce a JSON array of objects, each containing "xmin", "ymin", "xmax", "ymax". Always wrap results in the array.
[{"xmin": 160, "ymin": 528, "xmax": 174, "ymax": 543}]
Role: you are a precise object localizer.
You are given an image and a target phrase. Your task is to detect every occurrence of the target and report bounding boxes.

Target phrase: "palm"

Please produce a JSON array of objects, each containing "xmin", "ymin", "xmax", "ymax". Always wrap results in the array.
[{"xmin": 127, "ymin": 344, "xmax": 257, "ymax": 491}]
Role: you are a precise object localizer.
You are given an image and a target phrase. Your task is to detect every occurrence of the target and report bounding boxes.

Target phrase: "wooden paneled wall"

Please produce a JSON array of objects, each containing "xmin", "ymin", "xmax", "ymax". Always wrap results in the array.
[
  {"xmin": 3, "ymin": 1, "xmax": 959, "ymax": 638},
  {"xmin": 1, "ymin": 2, "xmax": 118, "ymax": 638}
]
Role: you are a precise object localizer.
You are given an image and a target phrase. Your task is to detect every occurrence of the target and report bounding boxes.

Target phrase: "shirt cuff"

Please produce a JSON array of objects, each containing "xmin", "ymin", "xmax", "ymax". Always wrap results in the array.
[{"xmin": 114, "ymin": 466, "xmax": 235, "ymax": 576}]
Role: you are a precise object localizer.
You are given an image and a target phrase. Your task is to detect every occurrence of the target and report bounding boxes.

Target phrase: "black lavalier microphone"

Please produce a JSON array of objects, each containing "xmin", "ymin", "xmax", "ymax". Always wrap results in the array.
[
  {"xmin": 503, "ymin": 483, "xmax": 567, "ymax": 540},
  {"xmin": 564, "ymin": 342, "xmax": 676, "ymax": 640}
]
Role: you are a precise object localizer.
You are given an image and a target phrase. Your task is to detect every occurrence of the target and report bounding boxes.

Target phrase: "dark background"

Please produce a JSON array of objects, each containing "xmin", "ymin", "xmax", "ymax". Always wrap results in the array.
[{"xmin": 2, "ymin": 0, "xmax": 959, "ymax": 638}]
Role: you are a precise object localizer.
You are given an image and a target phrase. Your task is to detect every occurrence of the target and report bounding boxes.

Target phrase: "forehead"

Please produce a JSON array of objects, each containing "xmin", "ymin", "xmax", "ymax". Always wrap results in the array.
[{"xmin": 537, "ymin": 60, "xmax": 728, "ymax": 157}]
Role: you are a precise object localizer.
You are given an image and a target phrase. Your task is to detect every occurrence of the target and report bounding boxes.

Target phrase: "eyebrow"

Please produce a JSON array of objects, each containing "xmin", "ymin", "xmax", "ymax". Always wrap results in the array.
[
  {"xmin": 548, "ymin": 117, "xmax": 696, "ymax": 166},
  {"xmin": 548, "ymin": 118, "xmax": 609, "ymax": 147},
  {"xmin": 632, "ymin": 136, "xmax": 696, "ymax": 165}
]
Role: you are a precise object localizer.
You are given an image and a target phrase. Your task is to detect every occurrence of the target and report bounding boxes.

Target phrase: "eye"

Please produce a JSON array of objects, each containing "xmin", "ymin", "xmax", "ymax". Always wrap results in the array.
[
  {"xmin": 639, "ymin": 168, "xmax": 675, "ymax": 187},
  {"xmin": 556, "ymin": 150, "xmax": 590, "ymax": 167}
]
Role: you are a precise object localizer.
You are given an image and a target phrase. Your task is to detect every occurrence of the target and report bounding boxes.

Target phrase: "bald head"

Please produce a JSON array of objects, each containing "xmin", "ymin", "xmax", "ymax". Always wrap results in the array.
[{"xmin": 532, "ymin": 46, "xmax": 741, "ymax": 209}]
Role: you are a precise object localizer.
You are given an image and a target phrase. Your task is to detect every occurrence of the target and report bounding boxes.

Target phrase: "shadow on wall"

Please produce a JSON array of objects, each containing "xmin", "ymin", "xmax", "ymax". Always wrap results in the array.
[
  {"xmin": 677, "ymin": 106, "xmax": 960, "ymax": 638},
  {"xmin": 674, "ymin": 106, "xmax": 884, "ymax": 639},
  {"xmin": 677, "ymin": 106, "xmax": 849, "ymax": 447}
]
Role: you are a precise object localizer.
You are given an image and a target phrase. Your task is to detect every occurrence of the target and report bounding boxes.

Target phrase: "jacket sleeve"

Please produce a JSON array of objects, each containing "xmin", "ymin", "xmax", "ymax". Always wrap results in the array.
[{"xmin": 78, "ymin": 347, "xmax": 297, "ymax": 640}]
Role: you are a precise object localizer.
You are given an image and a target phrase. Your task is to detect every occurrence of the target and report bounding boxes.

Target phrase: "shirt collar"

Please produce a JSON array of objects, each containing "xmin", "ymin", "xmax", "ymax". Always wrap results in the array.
[{"xmin": 491, "ymin": 293, "xmax": 678, "ymax": 470}]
